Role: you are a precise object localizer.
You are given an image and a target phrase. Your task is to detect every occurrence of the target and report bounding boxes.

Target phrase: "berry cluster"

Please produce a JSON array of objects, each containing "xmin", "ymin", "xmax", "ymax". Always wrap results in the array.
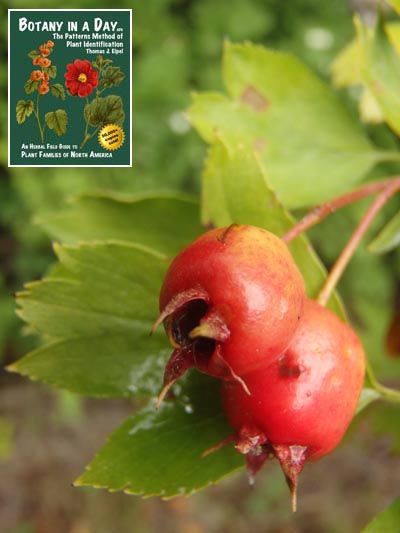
[
  {"xmin": 30, "ymin": 40, "xmax": 54, "ymax": 95},
  {"xmin": 152, "ymin": 224, "xmax": 366, "ymax": 510}
]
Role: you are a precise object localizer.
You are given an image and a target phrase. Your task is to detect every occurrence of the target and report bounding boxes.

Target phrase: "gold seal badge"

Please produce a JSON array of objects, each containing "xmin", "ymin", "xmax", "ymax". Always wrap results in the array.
[{"xmin": 98, "ymin": 124, "xmax": 125, "ymax": 151}]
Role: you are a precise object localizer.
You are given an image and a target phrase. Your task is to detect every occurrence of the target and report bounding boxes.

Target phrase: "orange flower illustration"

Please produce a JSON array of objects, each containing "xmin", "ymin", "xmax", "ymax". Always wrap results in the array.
[
  {"xmin": 17, "ymin": 40, "xmax": 67, "ymax": 143},
  {"xmin": 38, "ymin": 83, "xmax": 50, "ymax": 95},
  {"xmin": 30, "ymin": 70, "xmax": 44, "ymax": 81},
  {"xmin": 38, "ymin": 57, "xmax": 52, "ymax": 68},
  {"xmin": 39, "ymin": 45, "xmax": 51, "ymax": 57}
]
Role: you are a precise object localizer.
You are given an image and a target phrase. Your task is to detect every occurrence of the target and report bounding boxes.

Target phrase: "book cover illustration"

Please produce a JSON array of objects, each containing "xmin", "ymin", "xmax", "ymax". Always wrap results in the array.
[{"xmin": 8, "ymin": 9, "xmax": 132, "ymax": 167}]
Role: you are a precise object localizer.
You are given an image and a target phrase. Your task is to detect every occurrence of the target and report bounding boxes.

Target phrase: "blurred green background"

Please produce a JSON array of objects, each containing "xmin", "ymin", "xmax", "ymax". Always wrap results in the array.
[{"xmin": 1, "ymin": 1, "xmax": 400, "ymax": 532}]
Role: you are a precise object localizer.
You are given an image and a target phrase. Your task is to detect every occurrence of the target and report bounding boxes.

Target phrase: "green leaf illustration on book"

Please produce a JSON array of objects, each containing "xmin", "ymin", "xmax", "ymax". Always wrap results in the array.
[
  {"xmin": 101, "ymin": 66, "xmax": 125, "ymax": 88},
  {"xmin": 45, "ymin": 109, "xmax": 68, "ymax": 136},
  {"xmin": 24, "ymin": 79, "xmax": 39, "ymax": 94},
  {"xmin": 16, "ymin": 100, "xmax": 34, "ymax": 124},
  {"xmin": 16, "ymin": 40, "xmax": 68, "ymax": 143},
  {"xmin": 84, "ymin": 96, "xmax": 125, "ymax": 127},
  {"xmin": 51, "ymin": 84, "xmax": 66, "ymax": 100}
]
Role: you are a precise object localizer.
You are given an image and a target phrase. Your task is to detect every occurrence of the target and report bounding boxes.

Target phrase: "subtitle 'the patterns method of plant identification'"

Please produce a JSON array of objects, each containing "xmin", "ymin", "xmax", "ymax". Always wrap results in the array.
[{"xmin": 8, "ymin": 9, "xmax": 132, "ymax": 167}]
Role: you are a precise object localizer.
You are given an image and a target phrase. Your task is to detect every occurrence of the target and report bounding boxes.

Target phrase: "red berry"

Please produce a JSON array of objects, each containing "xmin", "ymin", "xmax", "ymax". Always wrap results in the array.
[
  {"xmin": 220, "ymin": 298, "xmax": 366, "ymax": 510},
  {"xmin": 152, "ymin": 224, "xmax": 306, "ymax": 405}
]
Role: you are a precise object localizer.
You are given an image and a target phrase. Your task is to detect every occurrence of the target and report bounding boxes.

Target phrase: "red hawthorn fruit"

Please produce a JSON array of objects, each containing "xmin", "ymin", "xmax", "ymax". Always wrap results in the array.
[
  {"xmin": 152, "ymin": 224, "xmax": 305, "ymax": 405},
  {"xmin": 219, "ymin": 298, "xmax": 366, "ymax": 511}
]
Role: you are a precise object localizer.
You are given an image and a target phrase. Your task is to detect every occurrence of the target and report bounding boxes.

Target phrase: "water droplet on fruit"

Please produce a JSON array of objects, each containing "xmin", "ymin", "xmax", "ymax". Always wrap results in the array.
[
  {"xmin": 181, "ymin": 394, "xmax": 194, "ymax": 414},
  {"xmin": 184, "ymin": 403, "xmax": 194, "ymax": 414}
]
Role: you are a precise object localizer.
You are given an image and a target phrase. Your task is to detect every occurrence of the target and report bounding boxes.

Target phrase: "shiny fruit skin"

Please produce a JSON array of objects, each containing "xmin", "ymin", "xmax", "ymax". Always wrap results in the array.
[
  {"xmin": 221, "ymin": 298, "xmax": 366, "ymax": 461},
  {"xmin": 157, "ymin": 224, "xmax": 305, "ymax": 379}
]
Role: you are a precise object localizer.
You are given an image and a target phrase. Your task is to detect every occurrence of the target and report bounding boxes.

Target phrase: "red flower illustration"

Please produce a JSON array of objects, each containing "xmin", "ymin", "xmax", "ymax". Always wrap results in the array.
[{"xmin": 64, "ymin": 59, "xmax": 99, "ymax": 98}]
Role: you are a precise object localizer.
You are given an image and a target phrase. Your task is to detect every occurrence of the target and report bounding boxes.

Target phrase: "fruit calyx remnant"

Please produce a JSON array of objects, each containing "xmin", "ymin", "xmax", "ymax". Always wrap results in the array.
[
  {"xmin": 203, "ymin": 424, "xmax": 307, "ymax": 512},
  {"xmin": 151, "ymin": 286, "xmax": 247, "ymax": 407}
]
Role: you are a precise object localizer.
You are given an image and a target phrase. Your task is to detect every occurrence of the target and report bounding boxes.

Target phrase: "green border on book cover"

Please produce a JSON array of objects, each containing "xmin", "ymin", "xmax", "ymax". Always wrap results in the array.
[{"xmin": 8, "ymin": 9, "xmax": 132, "ymax": 167}]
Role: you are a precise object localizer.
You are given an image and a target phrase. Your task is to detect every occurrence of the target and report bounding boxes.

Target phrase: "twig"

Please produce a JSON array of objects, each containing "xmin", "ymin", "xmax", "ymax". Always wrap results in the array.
[
  {"xmin": 317, "ymin": 180, "xmax": 400, "ymax": 306},
  {"xmin": 283, "ymin": 177, "xmax": 400, "ymax": 244}
]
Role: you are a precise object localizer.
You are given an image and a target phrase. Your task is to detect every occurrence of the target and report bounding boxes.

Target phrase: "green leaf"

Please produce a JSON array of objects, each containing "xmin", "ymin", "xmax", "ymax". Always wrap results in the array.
[
  {"xmin": 356, "ymin": 15, "xmax": 400, "ymax": 136},
  {"xmin": 358, "ymin": 88, "xmax": 384, "ymax": 124},
  {"xmin": 331, "ymin": 24, "xmax": 400, "ymax": 87},
  {"xmin": 11, "ymin": 241, "xmax": 170, "ymax": 397},
  {"xmin": 84, "ymin": 95, "xmax": 125, "ymax": 127},
  {"xmin": 11, "ymin": 333, "xmax": 169, "ymax": 398},
  {"xmin": 18, "ymin": 243, "xmax": 167, "ymax": 338},
  {"xmin": 45, "ymin": 109, "xmax": 68, "ymax": 136},
  {"xmin": 16, "ymin": 100, "xmax": 34, "ymax": 124},
  {"xmin": 330, "ymin": 22, "xmax": 400, "ymax": 125},
  {"xmin": 355, "ymin": 387, "xmax": 381, "ymax": 415},
  {"xmin": 51, "ymin": 83, "xmax": 66, "ymax": 100},
  {"xmin": 362, "ymin": 497, "xmax": 400, "ymax": 532},
  {"xmin": 330, "ymin": 37, "xmax": 363, "ymax": 88},
  {"xmin": 45, "ymin": 65, "xmax": 57, "ymax": 79},
  {"xmin": 36, "ymin": 192, "xmax": 203, "ymax": 257},
  {"xmin": 387, "ymin": 0, "xmax": 400, "ymax": 15},
  {"xmin": 24, "ymin": 79, "xmax": 39, "ymax": 94},
  {"xmin": 76, "ymin": 373, "xmax": 243, "ymax": 496},
  {"xmin": 101, "ymin": 66, "xmax": 125, "ymax": 88},
  {"xmin": 28, "ymin": 49, "xmax": 40, "ymax": 60},
  {"xmin": 330, "ymin": 37, "xmax": 384, "ymax": 124},
  {"xmin": 368, "ymin": 211, "xmax": 400, "ymax": 254},
  {"xmin": 387, "ymin": 22, "xmax": 400, "ymax": 55},
  {"xmin": 202, "ymin": 141, "xmax": 345, "ymax": 317},
  {"xmin": 188, "ymin": 41, "xmax": 377, "ymax": 208}
]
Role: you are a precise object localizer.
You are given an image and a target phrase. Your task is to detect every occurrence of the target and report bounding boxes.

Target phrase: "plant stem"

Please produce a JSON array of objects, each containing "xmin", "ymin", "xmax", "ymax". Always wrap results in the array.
[
  {"xmin": 366, "ymin": 362, "xmax": 400, "ymax": 404},
  {"xmin": 34, "ymin": 91, "xmax": 44, "ymax": 143},
  {"xmin": 80, "ymin": 126, "xmax": 99, "ymax": 149},
  {"xmin": 80, "ymin": 96, "xmax": 100, "ymax": 149},
  {"xmin": 80, "ymin": 102, "xmax": 91, "ymax": 148},
  {"xmin": 283, "ymin": 177, "xmax": 400, "ymax": 244},
  {"xmin": 376, "ymin": 150, "xmax": 400, "ymax": 163},
  {"xmin": 317, "ymin": 179, "xmax": 400, "ymax": 306}
]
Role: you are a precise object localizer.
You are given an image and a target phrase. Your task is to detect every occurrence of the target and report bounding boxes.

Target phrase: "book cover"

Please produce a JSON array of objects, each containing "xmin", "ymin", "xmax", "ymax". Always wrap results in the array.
[{"xmin": 8, "ymin": 9, "xmax": 132, "ymax": 167}]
